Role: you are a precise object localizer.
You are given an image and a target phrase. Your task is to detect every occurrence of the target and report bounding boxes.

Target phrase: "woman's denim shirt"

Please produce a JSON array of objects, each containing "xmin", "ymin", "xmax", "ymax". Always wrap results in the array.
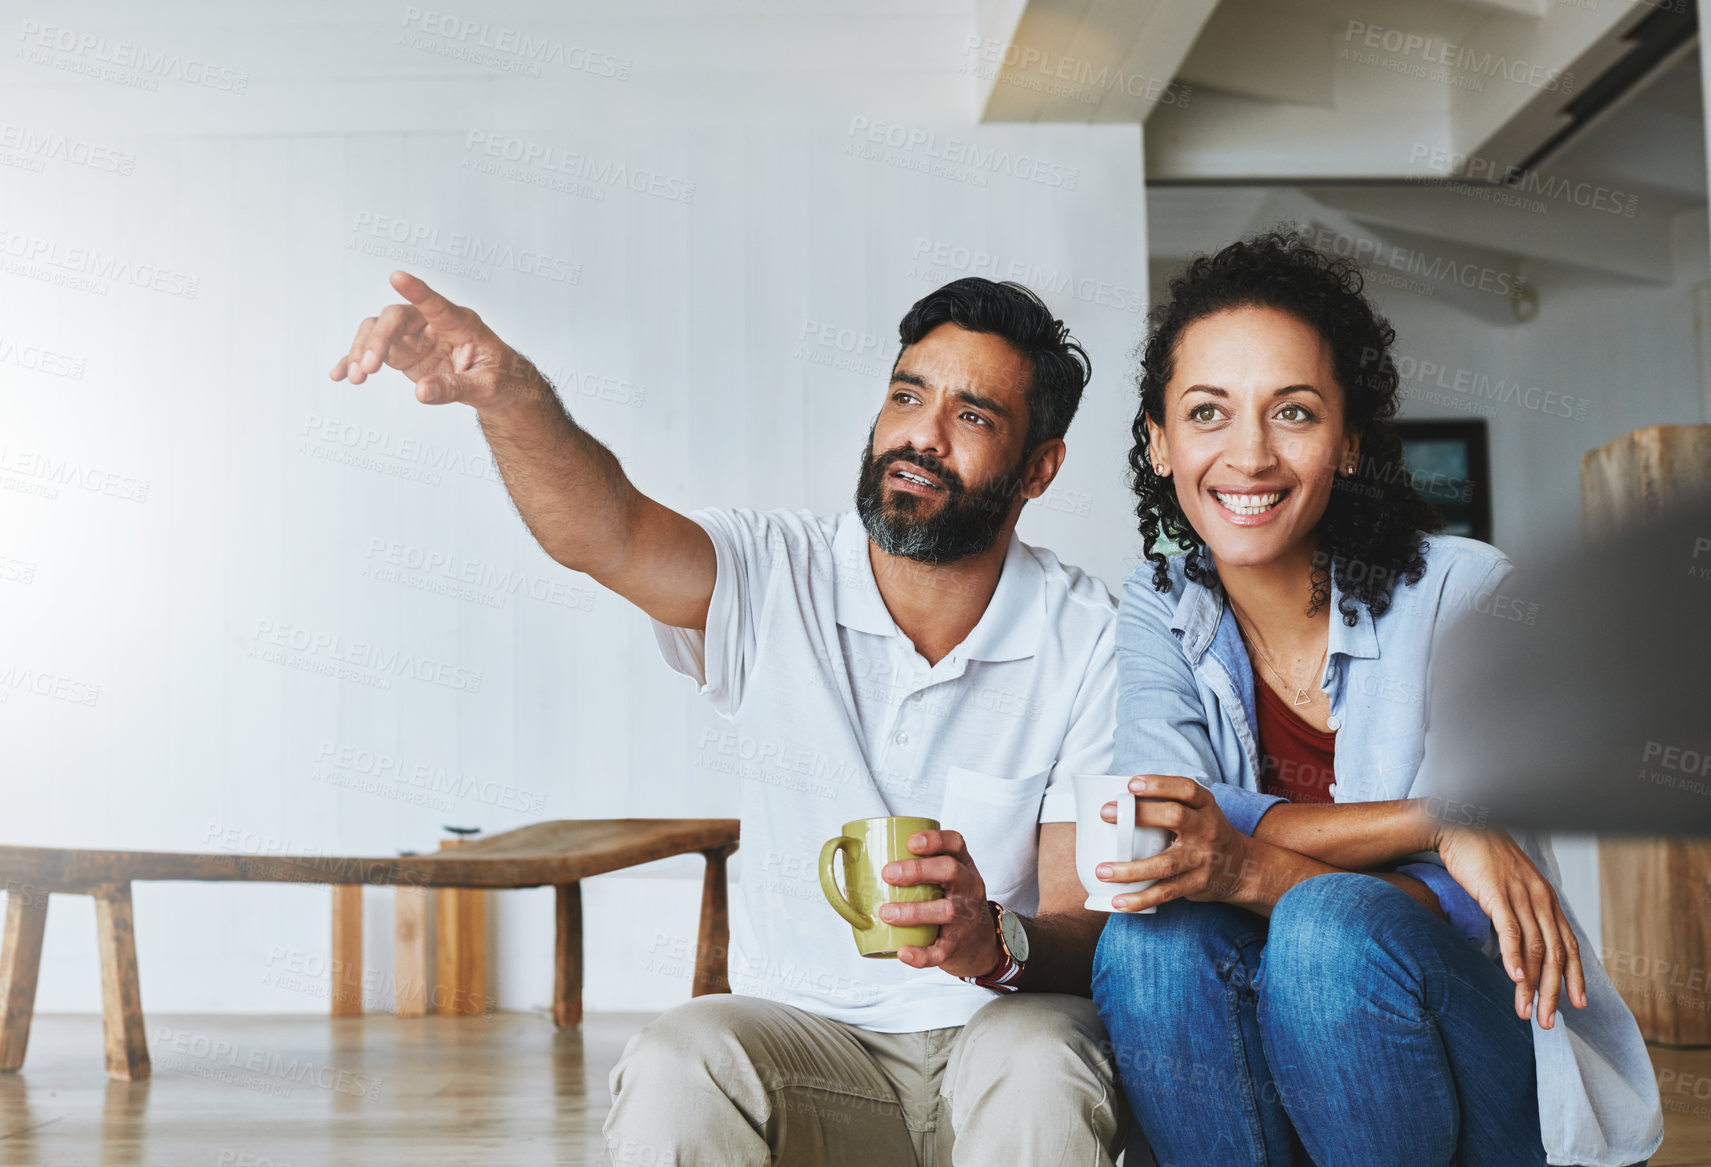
[{"xmin": 1114, "ymin": 534, "xmax": 1663, "ymax": 1167}]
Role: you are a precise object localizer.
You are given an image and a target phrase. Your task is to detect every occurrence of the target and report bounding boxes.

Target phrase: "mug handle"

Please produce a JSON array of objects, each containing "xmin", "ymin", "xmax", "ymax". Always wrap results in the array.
[
  {"xmin": 819, "ymin": 836, "xmax": 871, "ymax": 930},
  {"xmin": 1115, "ymin": 791, "xmax": 1137, "ymax": 864}
]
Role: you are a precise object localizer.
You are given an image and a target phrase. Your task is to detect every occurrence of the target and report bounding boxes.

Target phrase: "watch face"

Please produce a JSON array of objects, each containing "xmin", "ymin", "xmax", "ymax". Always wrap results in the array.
[{"xmin": 999, "ymin": 909, "xmax": 1030, "ymax": 962}]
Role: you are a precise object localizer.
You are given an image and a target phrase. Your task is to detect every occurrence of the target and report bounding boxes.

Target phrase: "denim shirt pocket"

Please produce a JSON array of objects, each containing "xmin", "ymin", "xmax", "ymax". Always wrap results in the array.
[{"xmin": 1368, "ymin": 732, "xmax": 1427, "ymax": 802}]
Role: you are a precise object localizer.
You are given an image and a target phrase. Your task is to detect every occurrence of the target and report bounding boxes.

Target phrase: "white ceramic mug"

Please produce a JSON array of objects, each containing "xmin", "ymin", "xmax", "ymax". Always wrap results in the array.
[{"xmin": 1071, "ymin": 773, "xmax": 1172, "ymax": 913}]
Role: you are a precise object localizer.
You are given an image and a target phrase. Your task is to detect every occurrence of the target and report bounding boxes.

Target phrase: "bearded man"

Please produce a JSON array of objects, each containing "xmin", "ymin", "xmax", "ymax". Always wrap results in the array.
[{"xmin": 331, "ymin": 274, "xmax": 1132, "ymax": 1166}]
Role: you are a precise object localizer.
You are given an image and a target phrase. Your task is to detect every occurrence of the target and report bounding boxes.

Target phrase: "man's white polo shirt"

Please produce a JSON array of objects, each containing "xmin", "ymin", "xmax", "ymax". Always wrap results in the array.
[{"xmin": 652, "ymin": 507, "xmax": 1117, "ymax": 1033}]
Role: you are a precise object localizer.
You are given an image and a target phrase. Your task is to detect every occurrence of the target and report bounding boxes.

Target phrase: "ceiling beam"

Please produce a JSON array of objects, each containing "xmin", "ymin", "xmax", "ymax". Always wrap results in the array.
[
  {"xmin": 1254, "ymin": 189, "xmax": 1531, "ymax": 326},
  {"xmin": 1312, "ymin": 184, "xmax": 1676, "ymax": 284},
  {"xmin": 973, "ymin": 0, "xmax": 1220, "ymax": 123}
]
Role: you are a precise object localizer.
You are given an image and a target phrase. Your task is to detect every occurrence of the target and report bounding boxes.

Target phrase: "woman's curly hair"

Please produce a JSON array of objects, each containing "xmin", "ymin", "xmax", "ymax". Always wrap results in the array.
[{"xmin": 1130, "ymin": 227, "xmax": 1444, "ymax": 625}]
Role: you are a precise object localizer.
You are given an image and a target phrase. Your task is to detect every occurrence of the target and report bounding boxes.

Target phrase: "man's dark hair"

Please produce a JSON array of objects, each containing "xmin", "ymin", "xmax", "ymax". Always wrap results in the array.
[{"xmin": 895, "ymin": 278, "xmax": 1092, "ymax": 452}]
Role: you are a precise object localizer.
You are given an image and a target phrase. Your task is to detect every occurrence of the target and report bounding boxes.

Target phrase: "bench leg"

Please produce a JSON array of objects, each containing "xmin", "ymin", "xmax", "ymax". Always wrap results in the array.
[
  {"xmin": 394, "ymin": 885, "xmax": 429, "ymax": 1017},
  {"xmin": 436, "ymin": 886, "xmax": 487, "ymax": 1016},
  {"xmin": 694, "ymin": 845, "xmax": 736, "ymax": 998},
  {"xmin": 94, "ymin": 884, "xmax": 149, "ymax": 1081},
  {"xmin": 0, "ymin": 887, "xmax": 49, "ymax": 1072},
  {"xmin": 331, "ymin": 885, "xmax": 363, "ymax": 1017},
  {"xmin": 553, "ymin": 882, "xmax": 581, "ymax": 1029}
]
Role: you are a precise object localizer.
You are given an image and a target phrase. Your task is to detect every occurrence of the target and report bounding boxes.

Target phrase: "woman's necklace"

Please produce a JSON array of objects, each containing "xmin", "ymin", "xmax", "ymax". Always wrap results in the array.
[{"xmin": 1227, "ymin": 600, "xmax": 1327, "ymax": 708}]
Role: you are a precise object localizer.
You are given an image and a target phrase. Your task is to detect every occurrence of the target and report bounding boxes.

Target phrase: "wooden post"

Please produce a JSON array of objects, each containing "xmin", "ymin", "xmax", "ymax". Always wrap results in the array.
[
  {"xmin": 552, "ymin": 883, "xmax": 582, "ymax": 1029},
  {"xmin": 330, "ymin": 885, "xmax": 363, "ymax": 1017},
  {"xmin": 94, "ymin": 884, "xmax": 149, "ymax": 1081},
  {"xmin": 0, "ymin": 886, "xmax": 48, "ymax": 1072},
  {"xmin": 1584, "ymin": 424, "xmax": 1711, "ymax": 1047},
  {"xmin": 693, "ymin": 844, "xmax": 736, "ymax": 998},
  {"xmin": 434, "ymin": 839, "xmax": 487, "ymax": 1016},
  {"xmin": 394, "ymin": 885, "xmax": 430, "ymax": 1017}
]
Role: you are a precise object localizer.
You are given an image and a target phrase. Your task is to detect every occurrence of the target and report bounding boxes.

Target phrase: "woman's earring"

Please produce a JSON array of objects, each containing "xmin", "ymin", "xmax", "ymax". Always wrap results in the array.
[{"xmin": 1154, "ymin": 464, "xmax": 1168, "ymax": 477}]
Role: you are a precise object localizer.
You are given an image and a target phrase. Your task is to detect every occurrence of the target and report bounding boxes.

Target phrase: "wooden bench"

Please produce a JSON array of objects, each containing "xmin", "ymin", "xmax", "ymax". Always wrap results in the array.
[{"xmin": 0, "ymin": 818, "xmax": 739, "ymax": 1080}]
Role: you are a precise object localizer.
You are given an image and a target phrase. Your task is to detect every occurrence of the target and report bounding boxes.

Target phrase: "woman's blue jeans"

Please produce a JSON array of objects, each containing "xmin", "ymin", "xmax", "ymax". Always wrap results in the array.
[{"xmin": 1092, "ymin": 873, "xmax": 1554, "ymax": 1167}]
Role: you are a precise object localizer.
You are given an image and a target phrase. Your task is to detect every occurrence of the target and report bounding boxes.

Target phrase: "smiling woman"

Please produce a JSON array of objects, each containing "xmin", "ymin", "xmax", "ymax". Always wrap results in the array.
[
  {"xmin": 1131, "ymin": 230, "xmax": 1443, "ymax": 624},
  {"xmin": 1088, "ymin": 229, "xmax": 1663, "ymax": 1167}
]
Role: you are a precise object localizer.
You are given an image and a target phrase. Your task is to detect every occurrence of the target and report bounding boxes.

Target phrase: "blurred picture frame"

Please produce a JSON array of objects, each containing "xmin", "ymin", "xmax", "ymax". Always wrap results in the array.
[{"xmin": 1394, "ymin": 419, "xmax": 1493, "ymax": 544}]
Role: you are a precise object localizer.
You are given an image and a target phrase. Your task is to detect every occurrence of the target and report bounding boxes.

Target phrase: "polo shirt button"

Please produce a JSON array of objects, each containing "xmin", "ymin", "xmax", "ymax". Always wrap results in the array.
[
  {"xmin": 1326, "ymin": 716, "xmax": 1341, "ymax": 731},
  {"xmin": 896, "ymin": 732, "xmax": 910, "ymax": 746}
]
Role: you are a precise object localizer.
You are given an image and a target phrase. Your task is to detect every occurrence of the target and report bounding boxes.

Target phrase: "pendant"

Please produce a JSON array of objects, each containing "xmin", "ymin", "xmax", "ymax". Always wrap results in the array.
[{"xmin": 1293, "ymin": 688, "xmax": 1310, "ymax": 706}]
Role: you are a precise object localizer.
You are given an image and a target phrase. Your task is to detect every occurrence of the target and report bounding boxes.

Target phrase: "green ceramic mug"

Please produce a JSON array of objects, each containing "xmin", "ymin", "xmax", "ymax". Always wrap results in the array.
[{"xmin": 819, "ymin": 816, "xmax": 942, "ymax": 958}]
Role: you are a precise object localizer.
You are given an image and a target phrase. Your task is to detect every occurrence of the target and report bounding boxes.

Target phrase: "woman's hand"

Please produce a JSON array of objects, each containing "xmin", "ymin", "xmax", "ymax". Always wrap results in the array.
[
  {"xmin": 1435, "ymin": 824, "xmax": 1587, "ymax": 1028},
  {"xmin": 1097, "ymin": 775, "xmax": 1266, "ymax": 911}
]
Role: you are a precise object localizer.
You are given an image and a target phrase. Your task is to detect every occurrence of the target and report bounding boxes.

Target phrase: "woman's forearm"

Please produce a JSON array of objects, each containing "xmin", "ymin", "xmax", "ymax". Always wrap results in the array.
[
  {"xmin": 1252, "ymin": 799, "xmax": 1439, "ymax": 870},
  {"xmin": 1229, "ymin": 838, "xmax": 1445, "ymax": 920}
]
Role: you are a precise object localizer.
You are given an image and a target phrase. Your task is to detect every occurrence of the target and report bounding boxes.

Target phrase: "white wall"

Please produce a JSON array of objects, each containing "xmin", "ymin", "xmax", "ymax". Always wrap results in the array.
[{"xmin": 0, "ymin": 1, "xmax": 1147, "ymax": 1013}]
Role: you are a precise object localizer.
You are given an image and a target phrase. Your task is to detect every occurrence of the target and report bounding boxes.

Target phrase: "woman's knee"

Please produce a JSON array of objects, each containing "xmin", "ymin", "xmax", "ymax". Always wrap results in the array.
[
  {"xmin": 1263, "ymin": 874, "xmax": 1435, "ymax": 1014},
  {"xmin": 1093, "ymin": 898, "xmax": 1266, "ymax": 1018}
]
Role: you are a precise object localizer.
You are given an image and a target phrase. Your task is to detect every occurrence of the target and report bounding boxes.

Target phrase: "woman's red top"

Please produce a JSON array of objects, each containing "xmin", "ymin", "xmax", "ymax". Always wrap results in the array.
[{"xmin": 1254, "ymin": 678, "xmax": 1337, "ymax": 805}]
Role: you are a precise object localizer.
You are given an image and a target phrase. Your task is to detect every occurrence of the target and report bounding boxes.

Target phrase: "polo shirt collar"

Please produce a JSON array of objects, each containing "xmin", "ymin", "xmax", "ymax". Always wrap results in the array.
[{"xmin": 831, "ymin": 511, "xmax": 1044, "ymax": 663}]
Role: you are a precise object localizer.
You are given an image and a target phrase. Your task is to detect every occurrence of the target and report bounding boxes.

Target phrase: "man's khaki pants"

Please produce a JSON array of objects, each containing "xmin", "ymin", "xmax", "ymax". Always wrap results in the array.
[{"xmin": 604, "ymin": 992, "xmax": 1135, "ymax": 1166}]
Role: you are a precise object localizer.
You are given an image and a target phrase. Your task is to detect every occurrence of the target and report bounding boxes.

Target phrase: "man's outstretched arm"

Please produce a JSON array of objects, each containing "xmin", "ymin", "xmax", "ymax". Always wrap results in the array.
[{"xmin": 331, "ymin": 271, "xmax": 715, "ymax": 629}]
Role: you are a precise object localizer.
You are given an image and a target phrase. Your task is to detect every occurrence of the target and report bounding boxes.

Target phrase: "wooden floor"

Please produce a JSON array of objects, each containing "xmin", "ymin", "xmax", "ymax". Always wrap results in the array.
[
  {"xmin": 0, "ymin": 1014, "xmax": 1707, "ymax": 1165},
  {"xmin": 0, "ymin": 1013, "xmax": 638, "ymax": 1166}
]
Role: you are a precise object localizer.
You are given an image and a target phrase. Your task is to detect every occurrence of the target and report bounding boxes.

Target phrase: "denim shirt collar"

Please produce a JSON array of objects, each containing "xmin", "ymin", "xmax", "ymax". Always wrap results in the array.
[{"xmin": 1169, "ymin": 563, "xmax": 1382, "ymax": 685}]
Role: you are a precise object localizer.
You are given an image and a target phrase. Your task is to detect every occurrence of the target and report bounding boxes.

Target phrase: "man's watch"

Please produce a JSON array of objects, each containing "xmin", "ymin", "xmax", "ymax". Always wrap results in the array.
[{"xmin": 961, "ymin": 901, "xmax": 1030, "ymax": 993}]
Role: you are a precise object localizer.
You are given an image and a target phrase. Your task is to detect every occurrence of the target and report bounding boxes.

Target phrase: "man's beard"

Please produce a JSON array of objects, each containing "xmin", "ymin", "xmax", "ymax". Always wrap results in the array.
[{"xmin": 855, "ymin": 435, "xmax": 1026, "ymax": 565}]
